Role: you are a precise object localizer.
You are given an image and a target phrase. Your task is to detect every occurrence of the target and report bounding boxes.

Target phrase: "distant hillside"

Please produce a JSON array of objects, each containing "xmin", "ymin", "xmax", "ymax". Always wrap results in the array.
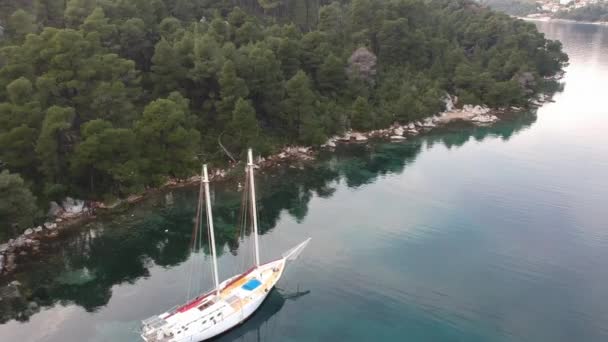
[
  {"xmin": 479, "ymin": 0, "xmax": 540, "ymax": 16},
  {"xmin": 556, "ymin": 4, "xmax": 608, "ymax": 22}
]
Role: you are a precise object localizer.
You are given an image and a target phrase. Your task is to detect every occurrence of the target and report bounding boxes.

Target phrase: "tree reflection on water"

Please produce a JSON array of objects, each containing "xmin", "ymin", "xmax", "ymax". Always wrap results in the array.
[{"xmin": 0, "ymin": 111, "xmax": 538, "ymax": 324}]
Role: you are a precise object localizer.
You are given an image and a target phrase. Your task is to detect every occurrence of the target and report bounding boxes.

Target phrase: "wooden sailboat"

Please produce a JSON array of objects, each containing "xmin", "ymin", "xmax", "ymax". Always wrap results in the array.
[{"xmin": 140, "ymin": 149, "xmax": 311, "ymax": 342}]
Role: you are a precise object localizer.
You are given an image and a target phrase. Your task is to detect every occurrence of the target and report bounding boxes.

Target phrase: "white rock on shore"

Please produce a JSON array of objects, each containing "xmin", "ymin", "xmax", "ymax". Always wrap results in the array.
[
  {"xmin": 471, "ymin": 114, "xmax": 499, "ymax": 124},
  {"xmin": 422, "ymin": 118, "xmax": 436, "ymax": 128},
  {"xmin": 390, "ymin": 135, "xmax": 406, "ymax": 141},
  {"xmin": 338, "ymin": 132, "xmax": 352, "ymax": 142},
  {"xmin": 48, "ymin": 201, "xmax": 62, "ymax": 216},
  {"xmin": 352, "ymin": 132, "xmax": 368, "ymax": 142},
  {"xmin": 444, "ymin": 94, "xmax": 456, "ymax": 112},
  {"xmin": 62, "ymin": 197, "xmax": 85, "ymax": 214}
]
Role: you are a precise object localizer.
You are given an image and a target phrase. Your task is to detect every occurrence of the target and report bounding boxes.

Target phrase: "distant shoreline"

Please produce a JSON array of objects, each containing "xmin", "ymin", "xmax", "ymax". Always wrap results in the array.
[{"xmin": 518, "ymin": 16, "xmax": 608, "ymax": 26}]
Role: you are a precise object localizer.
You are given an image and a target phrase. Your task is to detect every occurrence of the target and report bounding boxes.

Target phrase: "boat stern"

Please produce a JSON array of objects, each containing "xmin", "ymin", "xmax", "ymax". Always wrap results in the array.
[{"xmin": 140, "ymin": 315, "xmax": 172, "ymax": 342}]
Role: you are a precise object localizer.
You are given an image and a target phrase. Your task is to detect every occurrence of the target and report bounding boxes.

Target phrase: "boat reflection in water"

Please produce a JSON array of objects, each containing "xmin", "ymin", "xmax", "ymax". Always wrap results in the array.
[{"xmin": 214, "ymin": 288, "xmax": 310, "ymax": 342}]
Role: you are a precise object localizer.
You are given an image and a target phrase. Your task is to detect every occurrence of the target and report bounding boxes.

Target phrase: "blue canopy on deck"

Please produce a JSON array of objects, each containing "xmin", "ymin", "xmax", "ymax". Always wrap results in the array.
[{"xmin": 241, "ymin": 278, "xmax": 262, "ymax": 291}]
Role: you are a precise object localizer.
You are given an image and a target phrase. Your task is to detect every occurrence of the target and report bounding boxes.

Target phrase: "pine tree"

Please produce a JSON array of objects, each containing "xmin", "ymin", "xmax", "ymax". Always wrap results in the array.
[
  {"xmin": 151, "ymin": 38, "xmax": 186, "ymax": 96},
  {"xmin": 351, "ymin": 96, "xmax": 373, "ymax": 131},
  {"xmin": 316, "ymin": 53, "xmax": 346, "ymax": 96},
  {"xmin": 71, "ymin": 120, "xmax": 140, "ymax": 196},
  {"xmin": 6, "ymin": 9, "xmax": 37, "ymax": 42},
  {"xmin": 226, "ymin": 98, "xmax": 261, "ymax": 152},
  {"xmin": 36, "ymin": 106, "xmax": 75, "ymax": 186},
  {"xmin": 135, "ymin": 93, "xmax": 200, "ymax": 184},
  {"xmin": 64, "ymin": 0, "xmax": 96, "ymax": 28},
  {"xmin": 34, "ymin": 0, "xmax": 65, "ymax": 27},
  {"xmin": 0, "ymin": 170, "xmax": 39, "ymax": 239},
  {"xmin": 282, "ymin": 71, "xmax": 324, "ymax": 145},
  {"xmin": 217, "ymin": 60, "xmax": 249, "ymax": 124}
]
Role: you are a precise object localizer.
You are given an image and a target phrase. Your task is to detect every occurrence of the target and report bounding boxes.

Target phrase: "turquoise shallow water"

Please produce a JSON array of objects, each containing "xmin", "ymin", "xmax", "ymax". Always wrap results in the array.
[{"xmin": 1, "ymin": 20, "xmax": 608, "ymax": 342}]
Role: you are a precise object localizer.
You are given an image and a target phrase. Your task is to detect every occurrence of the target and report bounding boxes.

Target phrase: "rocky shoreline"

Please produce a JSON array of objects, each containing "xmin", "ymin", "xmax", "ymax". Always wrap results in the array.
[{"xmin": 0, "ymin": 93, "xmax": 550, "ymax": 278}]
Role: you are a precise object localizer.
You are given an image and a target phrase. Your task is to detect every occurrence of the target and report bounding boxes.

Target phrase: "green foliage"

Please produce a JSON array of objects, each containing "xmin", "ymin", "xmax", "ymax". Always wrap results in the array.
[
  {"xmin": 64, "ymin": 0, "xmax": 96, "ymax": 28},
  {"xmin": 6, "ymin": 9, "xmax": 38, "ymax": 42},
  {"xmin": 0, "ymin": 170, "xmax": 39, "ymax": 239},
  {"xmin": 36, "ymin": 106, "xmax": 75, "ymax": 185},
  {"xmin": 34, "ymin": 0, "xmax": 66, "ymax": 27},
  {"xmin": 135, "ymin": 93, "xmax": 200, "ymax": 185},
  {"xmin": 351, "ymin": 96, "xmax": 373, "ymax": 131},
  {"xmin": 217, "ymin": 60, "xmax": 249, "ymax": 123},
  {"xmin": 71, "ymin": 120, "xmax": 141, "ymax": 196},
  {"xmin": 0, "ymin": 0, "xmax": 567, "ymax": 207},
  {"xmin": 0, "ymin": 125, "xmax": 39, "ymax": 174},
  {"xmin": 224, "ymin": 98, "xmax": 263, "ymax": 153},
  {"xmin": 282, "ymin": 70, "xmax": 325, "ymax": 145},
  {"xmin": 6, "ymin": 76, "xmax": 33, "ymax": 104},
  {"xmin": 316, "ymin": 53, "xmax": 346, "ymax": 95}
]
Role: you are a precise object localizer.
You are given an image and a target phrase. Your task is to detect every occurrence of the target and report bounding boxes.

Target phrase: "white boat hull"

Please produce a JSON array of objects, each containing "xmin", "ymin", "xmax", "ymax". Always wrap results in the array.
[
  {"xmin": 177, "ymin": 286, "xmax": 271, "ymax": 342},
  {"xmin": 141, "ymin": 239, "xmax": 311, "ymax": 342},
  {"xmin": 142, "ymin": 258, "xmax": 285, "ymax": 342}
]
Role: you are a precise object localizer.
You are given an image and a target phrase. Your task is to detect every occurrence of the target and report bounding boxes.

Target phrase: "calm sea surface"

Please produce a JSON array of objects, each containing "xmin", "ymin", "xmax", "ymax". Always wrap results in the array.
[{"xmin": 1, "ymin": 20, "xmax": 608, "ymax": 342}]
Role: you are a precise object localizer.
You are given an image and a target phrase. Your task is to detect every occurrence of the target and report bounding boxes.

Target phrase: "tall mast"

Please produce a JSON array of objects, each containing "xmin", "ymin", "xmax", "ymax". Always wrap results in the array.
[
  {"xmin": 247, "ymin": 149, "xmax": 261, "ymax": 268},
  {"xmin": 203, "ymin": 165, "xmax": 220, "ymax": 296}
]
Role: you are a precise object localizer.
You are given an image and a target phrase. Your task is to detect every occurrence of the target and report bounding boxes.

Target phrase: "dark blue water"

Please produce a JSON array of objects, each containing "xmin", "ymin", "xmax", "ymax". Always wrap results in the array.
[{"xmin": 1, "ymin": 20, "xmax": 608, "ymax": 342}]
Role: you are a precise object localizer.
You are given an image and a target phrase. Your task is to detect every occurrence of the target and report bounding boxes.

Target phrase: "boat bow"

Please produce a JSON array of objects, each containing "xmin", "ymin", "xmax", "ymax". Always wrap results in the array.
[{"xmin": 282, "ymin": 238, "xmax": 312, "ymax": 262}]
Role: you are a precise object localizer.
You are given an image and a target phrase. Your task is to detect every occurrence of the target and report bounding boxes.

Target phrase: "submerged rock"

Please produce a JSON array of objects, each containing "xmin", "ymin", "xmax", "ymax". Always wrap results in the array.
[
  {"xmin": 390, "ymin": 135, "xmax": 406, "ymax": 141},
  {"xmin": 28, "ymin": 301, "xmax": 39, "ymax": 310},
  {"xmin": 55, "ymin": 267, "xmax": 97, "ymax": 285}
]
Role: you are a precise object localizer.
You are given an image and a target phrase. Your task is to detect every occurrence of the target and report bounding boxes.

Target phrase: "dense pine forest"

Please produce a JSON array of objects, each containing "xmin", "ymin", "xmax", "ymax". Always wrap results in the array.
[{"xmin": 0, "ymin": 0, "xmax": 567, "ymax": 238}]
